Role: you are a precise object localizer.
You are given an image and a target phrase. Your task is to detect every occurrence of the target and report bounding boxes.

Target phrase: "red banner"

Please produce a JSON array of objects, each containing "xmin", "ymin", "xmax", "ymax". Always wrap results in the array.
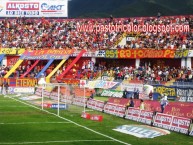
[
  {"xmin": 169, "ymin": 102, "xmax": 193, "ymax": 107},
  {"xmin": 108, "ymin": 97, "xmax": 129, "ymax": 106},
  {"xmin": 153, "ymin": 113, "xmax": 191, "ymax": 134},
  {"xmin": 143, "ymin": 100, "xmax": 161, "ymax": 112},
  {"xmin": 170, "ymin": 116, "xmax": 191, "ymax": 134},
  {"xmin": 125, "ymin": 108, "xmax": 154, "ymax": 125},
  {"xmin": 125, "ymin": 107, "xmax": 141, "ymax": 121},
  {"xmin": 81, "ymin": 112, "xmax": 91, "ymax": 119},
  {"xmin": 153, "ymin": 113, "xmax": 173, "ymax": 130},
  {"xmin": 138, "ymin": 110, "xmax": 154, "ymax": 125},
  {"xmin": 107, "ymin": 98, "xmax": 161, "ymax": 112},
  {"xmin": 90, "ymin": 114, "xmax": 103, "ymax": 122},
  {"xmin": 104, "ymin": 103, "xmax": 126, "ymax": 117},
  {"xmin": 164, "ymin": 105, "xmax": 193, "ymax": 119},
  {"xmin": 7, "ymin": 56, "xmax": 20, "ymax": 66},
  {"xmin": 87, "ymin": 99, "xmax": 105, "ymax": 112}
]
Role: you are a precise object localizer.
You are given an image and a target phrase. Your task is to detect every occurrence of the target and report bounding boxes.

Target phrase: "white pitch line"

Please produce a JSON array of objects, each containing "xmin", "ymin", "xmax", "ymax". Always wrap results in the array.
[
  {"xmin": 0, "ymin": 140, "xmax": 114, "ymax": 144},
  {"xmin": 0, "ymin": 122, "xmax": 71, "ymax": 125},
  {"xmin": 8, "ymin": 96, "xmax": 131, "ymax": 145},
  {"xmin": 0, "ymin": 106, "xmax": 30, "ymax": 108}
]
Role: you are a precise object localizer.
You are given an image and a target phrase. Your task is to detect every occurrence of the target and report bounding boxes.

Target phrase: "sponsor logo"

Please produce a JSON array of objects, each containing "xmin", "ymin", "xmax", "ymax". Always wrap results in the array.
[
  {"xmin": 41, "ymin": 3, "xmax": 64, "ymax": 12},
  {"xmin": 113, "ymin": 125, "xmax": 170, "ymax": 138},
  {"xmin": 13, "ymin": 87, "xmax": 35, "ymax": 94},
  {"xmin": 51, "ymin": 104, "xmax": 68, "ymax": 109},
  {"xmin": 6, "ymin": 2, "xmax": 39, "ymax": 10}
]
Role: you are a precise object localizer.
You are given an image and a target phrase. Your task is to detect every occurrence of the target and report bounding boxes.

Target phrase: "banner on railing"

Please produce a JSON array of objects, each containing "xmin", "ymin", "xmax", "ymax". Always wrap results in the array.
[
  {"xmin": 100, "ymin": 89, "xmax": 123, "ymax": 98},
  {"xmin": 103, "ymin": 103, "xmax": 126, "ymax": 117},
  {"xmin": 87, "ymin": 99, "xmax": 105, "ymax": 112},
  {"xmin": 153, "ymin": 113, "xmax": 191, "ymax": 134},
  {"xmin": 0, "ymin": 78, "xmax": 38, "ymax": 87},
  {"xmin": 72, "ymin": 97, "xmax": 87, "ymax": 107},
  {"xmin": 121, "ymin": 83, "xmax": 143, "ymax": 92},
  {"xmin": 104, "ymin": 49, "xmax": 189, "ymax": 59},
  {"xmin": 20, "ymin": 49, "xmax": 74, "ymax": 60},
  {"xmin": 125, "ymin": 108, "xmax": 154, "ymax": 125},
  {"xmin": 164, "ymin": 104, "xmax": 193, "ymax": 119},
  {"xmin": 86, "ymin": 80, "xmax": 119, "ymax": 89},
  {"xmin": 0, "ymin": 48, "xmax": 25, "ymax": 55},
  {"xmin": 153, "ymin": 85, "xmax": 176, "ymax": 97},
  {"xmin": 176, "ymin": 88, "xmax": 193, "ymax": 102}
]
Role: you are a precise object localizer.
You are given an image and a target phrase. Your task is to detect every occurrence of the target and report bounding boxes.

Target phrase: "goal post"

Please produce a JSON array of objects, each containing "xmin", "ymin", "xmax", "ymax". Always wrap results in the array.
[{"xmin": 41, "ymin": 83, "xmax": 89, "ymax": 116}]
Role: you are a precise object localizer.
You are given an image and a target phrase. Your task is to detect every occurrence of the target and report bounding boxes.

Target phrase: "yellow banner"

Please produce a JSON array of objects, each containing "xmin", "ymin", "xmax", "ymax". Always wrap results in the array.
[{"xmin": 0, "ymin": 48, "xmax": 25, "ymax": 55}]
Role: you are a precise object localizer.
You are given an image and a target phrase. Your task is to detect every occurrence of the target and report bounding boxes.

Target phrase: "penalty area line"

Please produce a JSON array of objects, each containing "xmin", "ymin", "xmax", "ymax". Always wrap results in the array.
[{"xmin": 8, "ymin": 96, "xmax": 131, "ymax": 145}]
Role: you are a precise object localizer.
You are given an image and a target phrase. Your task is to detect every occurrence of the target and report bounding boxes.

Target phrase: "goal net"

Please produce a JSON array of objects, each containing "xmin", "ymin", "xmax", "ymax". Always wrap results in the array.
[{"xmin": 40, "ymin": 83, "xmax": 93, "ymax": 116}]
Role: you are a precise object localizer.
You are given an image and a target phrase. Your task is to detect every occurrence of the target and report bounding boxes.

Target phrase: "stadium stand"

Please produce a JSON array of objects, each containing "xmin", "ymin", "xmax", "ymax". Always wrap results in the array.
[{"xmin": 0, "ymin": 15, "xmax": 193, "ymax": 85}]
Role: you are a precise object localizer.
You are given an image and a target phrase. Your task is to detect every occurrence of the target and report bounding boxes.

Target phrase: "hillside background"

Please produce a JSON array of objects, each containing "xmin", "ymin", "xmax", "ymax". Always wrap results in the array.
[{"xmin": 68, "ymin": 0, "xmax": 193, "ymax": 18}]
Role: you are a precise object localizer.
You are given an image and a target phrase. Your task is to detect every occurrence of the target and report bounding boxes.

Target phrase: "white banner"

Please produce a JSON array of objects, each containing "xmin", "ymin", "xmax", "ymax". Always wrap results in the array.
[
  {"xmin": 95, "ymin": 50, "xmax": 106, "ymax": 57},
  {"xmin": 121, "ymin": 83, "xmax": 143, "ymax": 92},
  {"xmin": 8, "ymin": 87, "xmax": 35, "ymax": 94},
  {"xmin": 0, "ymin": 0, "xmax": 68, "ymax": 17}
]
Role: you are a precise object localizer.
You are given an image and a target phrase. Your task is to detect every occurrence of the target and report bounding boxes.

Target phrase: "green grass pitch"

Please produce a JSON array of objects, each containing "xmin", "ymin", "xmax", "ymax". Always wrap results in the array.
[{"xmin": 0, "ymin": 95, "xmax": 192, "ymax": 145}]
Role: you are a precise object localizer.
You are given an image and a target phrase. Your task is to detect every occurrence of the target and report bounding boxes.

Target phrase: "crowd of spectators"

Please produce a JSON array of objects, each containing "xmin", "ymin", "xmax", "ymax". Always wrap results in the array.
[
  {"xmin": 50, "ymin": 58, "xmax": 193, "ymax": 85},
  {"xmin": 1, "ymin": 15, "xmax": 193, "ymax": 83},
  {"xmin": 117, "ymin": 15, "xmax": 193, "ymax": 50},
  {"xmin": 78, "ymin": 63, "xmax": 193, "ymax": 84},
  {"xmin": 0, "ymin": 15, "xmax": 193, "ymax": 50},
  {"xmin": 0, "ymin": 17, "xmax": 121, "ymax": 51}
]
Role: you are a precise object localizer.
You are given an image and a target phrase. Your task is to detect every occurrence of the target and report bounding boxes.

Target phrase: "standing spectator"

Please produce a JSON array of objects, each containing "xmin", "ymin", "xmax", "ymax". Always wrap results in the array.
[
  {"xmin": 4, "ymin": 82, "xmax": 9, "ymax": 94},
  {"xmin": 89, "ymin": 90, "xmax": 94, "ymax": 100},
  {"xmin": 125, "ymin": 97, "xmax": 134, "ymax": 110},
  {"xmin": 136, "ymin": 88, "xmax": 140, "ymax": 99},
  {"xmin": 129, "ymin": 97, "xmax": 134, "ymax": 107},
  {"xmin": 0, "ymin": 82, "xmax": 3, "ymax": 94},
  {"xmin": 160, "ymin": 94, "xmax": 169, "ymax": 113},
  {"xmin": 133, "ymin": 88, "xmax": 137, "ymax": 99},
  {"xmin": 134, "ymin": 88, "xmax": 140, "ymax": 99},
  {"xmin": 149, "ymin": 90, "xmax": 153, "ymax": 100},
  {"xmin": 122, "ymin": 88, "xmax": 128, "ymax": 98},
  {"xmin": 140, "ymin": 99, "xmax": 145, "ymax": 110}
]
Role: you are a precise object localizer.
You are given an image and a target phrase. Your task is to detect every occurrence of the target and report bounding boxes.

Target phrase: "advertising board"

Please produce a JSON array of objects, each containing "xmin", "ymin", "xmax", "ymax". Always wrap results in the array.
[{"xmin": 0, "ymin": 0, "xmax": 68, "ymax": 17}]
